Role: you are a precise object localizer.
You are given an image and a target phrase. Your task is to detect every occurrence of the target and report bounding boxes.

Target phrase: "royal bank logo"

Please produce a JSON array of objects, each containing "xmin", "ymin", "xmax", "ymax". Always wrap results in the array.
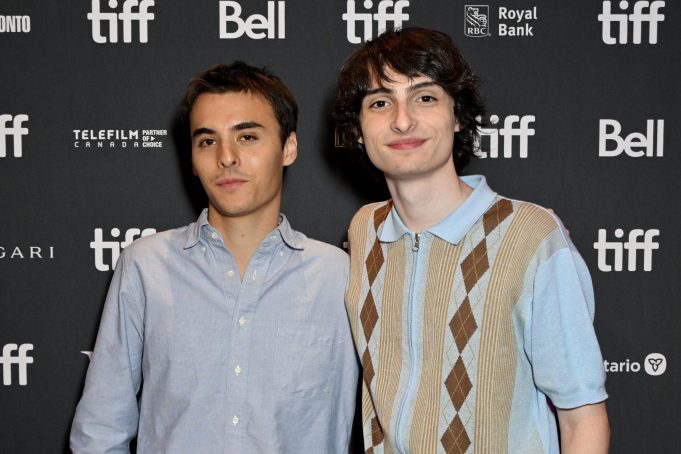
[
  {"xmin": 219, "ymin": 1, "xmax": 285, "ymax": 39},
  {"xmin": 1, "ymin": 343, "xmax": 34, "ymax": 386},
  {"xmin": 598, "ymin": 1, "xmax": 664, "ymax": 45},
  {"xmin": 604, "ymin": 352, "xmax": 667, "ymax": 376},
  {"xmin": 0, "ymin": 245, "xmax": 54, "ymax": 259},
  {"xmin": 599, "ymin": 119, "xmax": 663, "ymax": 157},
  {"xmin": 73, "ymin": 128, "xmax": 167, "ymax": 150},
  {"xmin": 0, "ymin": 114, "xmax": 29, "ymax": 158},
  {"xmin": 88, "ymin": 0, "xmax": 155, "ymax": 43},
  {"xmin": 91, "ymin": 227, "xmax": 156, "ymax": 271},
  {"xmin": 593, "ymin": 228, "xmax": 660, "ymax": 272},
  {"xmin": 464, "ymin": 5, "xmax": 490, "ymax": 37},
  {"xmin": 474, "ymin": 114, "xmax": 535, "ymax": 158},
  {"xmin": 342, "ymin": 0, "xmax": 410, "ymax": 44},
  {"xmin": 0, "ymin": 15, "xmax": 31, "ymax": 33}
]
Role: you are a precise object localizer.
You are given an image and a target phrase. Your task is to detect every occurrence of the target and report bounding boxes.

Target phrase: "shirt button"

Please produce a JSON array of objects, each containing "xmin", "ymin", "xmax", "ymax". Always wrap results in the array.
[
  {"xmin": 278, "ymin": 251, "xmax": 284, "ymax": 257},
  {"xmin": 238, "ymin": 315, "xmax": 246, "ymax": 325},
  {"xmin": 226, "ymin": 270, "xmax": 235, "ymax": 278},
  {"xmin": 235, "ymin": 365, "xmax": 242, "ymax": 376},
  {"xmin": 210, "ymin": 232, "xmax": 218, "ymax": 239},
  {"xmin": 232, "ymin": 416, "xmax": 239, "ymax": 426}
]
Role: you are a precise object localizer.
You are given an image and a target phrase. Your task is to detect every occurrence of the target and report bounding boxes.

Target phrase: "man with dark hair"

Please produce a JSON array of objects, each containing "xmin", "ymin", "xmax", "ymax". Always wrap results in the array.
[
  {"xmin": 335, "ymin": 28, "xmax": 609, "ymax": 453},
  {"xmin": 71, "ymin": 62, "xmax": 358, "ymax": 453}
]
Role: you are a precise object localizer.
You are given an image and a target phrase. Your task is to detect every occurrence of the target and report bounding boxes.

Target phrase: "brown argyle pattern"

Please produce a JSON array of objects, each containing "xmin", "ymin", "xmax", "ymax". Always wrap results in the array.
[{"xmin": 441, "ymin": 199, "xmax": 514, "ymax": 454}]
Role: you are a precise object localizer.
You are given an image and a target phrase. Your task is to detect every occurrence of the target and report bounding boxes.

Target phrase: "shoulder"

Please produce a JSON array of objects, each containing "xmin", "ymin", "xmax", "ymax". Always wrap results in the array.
[
  {"xmin": 118, "ymin": 223, "xmax": 192, "ymax": 264},
  {"xmin": 349, "ymin": 200, "xmax": 392, "ymax": 230},
  {"xmin": 300, "ymin": 237, "xmax": 349, "ymax": 269}
]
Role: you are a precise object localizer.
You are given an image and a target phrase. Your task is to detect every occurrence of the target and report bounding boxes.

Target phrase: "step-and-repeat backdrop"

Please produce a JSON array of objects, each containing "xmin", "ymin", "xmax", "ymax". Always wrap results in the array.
[{"xmin": 1, "ymin": 1, "xmax": 678, "ymax": 452}]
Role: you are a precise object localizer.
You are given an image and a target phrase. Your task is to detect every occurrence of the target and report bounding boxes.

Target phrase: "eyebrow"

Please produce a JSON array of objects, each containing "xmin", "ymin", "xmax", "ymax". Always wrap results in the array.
[
  {"xmin": 365, "ymin": 81, "xmax": 439, "ymax": 96},
  {"xmin": 192, "ymin": 121, "xmax": 264, "ymax": 139}
]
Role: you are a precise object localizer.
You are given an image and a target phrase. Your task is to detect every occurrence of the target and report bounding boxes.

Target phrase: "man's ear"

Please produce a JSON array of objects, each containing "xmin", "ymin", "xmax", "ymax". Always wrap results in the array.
[{"xmin": 283, "ymin": 132, "xmax": 298, "ymax": 166}]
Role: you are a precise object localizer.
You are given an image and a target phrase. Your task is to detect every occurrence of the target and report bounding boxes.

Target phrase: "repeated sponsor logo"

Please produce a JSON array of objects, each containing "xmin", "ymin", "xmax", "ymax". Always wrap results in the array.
[
  {"xmin": 88, "ymin": 0, "xmax": 155, "ymax": 43},
  {"xmin": 593, "ymin": 228, "xmax": 660, "ymax": 272},
  {"xmin": 343, "ymin": 0, "xmax": 410, "ymax": 44},
  {"xmin": 599, "ymin": 119, "xmax": 663, "ymax": 157},
  {"xmin": 219, "ymin": 1, "xmax": 285, "ymax": 39},
  {"xmin": 464, "ymin": 4, "xmax": 538, "ymax": 38},
  {"xmin": 0, "ymin": 15, "xmax": 31, "ymax": 33},
  {"xmin": 604, "ymin": 352, "xmax": 667, "ymax": 376},
  {"xmin": 72, "ymin": 128, "xmax": 167, "ymax": 150},
  {"xmin": 474, "ymin": 114, "xmax": 535, "ymax": 158},
  {"xmin": 91, "ymin": 227, "xmax": 156, "ymax": 271},
  {"xmin": 0, "ymin": 245, "xmax": 54, "ymax": 259},
  {"xmin": 598, "ymin": 1, "xmax": 664, "ymax": 45},
  {"xmin": 0, "ymin": 114, "xmax": 29, "ymax": 158},
  {"xmin": 1, "ymin": 343, "xmax": 33, "ymax": 386}
]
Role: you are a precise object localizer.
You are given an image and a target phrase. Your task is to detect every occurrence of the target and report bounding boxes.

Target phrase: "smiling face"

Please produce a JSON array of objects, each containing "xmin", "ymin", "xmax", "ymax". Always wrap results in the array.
[
  {"xmin": 359, "ymin": 68, "xmax": 460, "ymax": 183},
  {"xmin": 190, "ymin": 91, "xmax": 297, "ymax": 224}
]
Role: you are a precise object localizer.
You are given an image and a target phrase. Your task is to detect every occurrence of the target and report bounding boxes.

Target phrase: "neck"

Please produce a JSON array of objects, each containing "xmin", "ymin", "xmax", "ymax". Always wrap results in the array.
[
  {"xmin": 386, "ymin": 166, "xmax": 472, "ymax": 233},
  {"xmin": 207, "ymin": 206, "xmax": 280, "ymax": 279}
]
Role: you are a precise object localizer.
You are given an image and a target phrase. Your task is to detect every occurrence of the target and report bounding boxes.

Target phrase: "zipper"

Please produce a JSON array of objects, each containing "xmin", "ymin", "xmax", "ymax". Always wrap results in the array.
[{"xmin": 395, "ymin": 232, "xmax": 421, "ymax": 453}]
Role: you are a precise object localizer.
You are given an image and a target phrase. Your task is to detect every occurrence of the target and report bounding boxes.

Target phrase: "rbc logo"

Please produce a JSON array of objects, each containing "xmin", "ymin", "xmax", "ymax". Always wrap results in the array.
[
  {"xmin": 342, "ymin": 0, "xmax": 410, "ymax": 44},
  {"xmin": 219, "ymin": 1, "xmax": 285, "ymax": 39},
  {"xmin": 1, "ymin": 343, "xmax": 33, "ymax": 386},
  {"xmin": 599, "ymin": 119, "xmax": 663, "ymax": 157},
  {"xmin": 91, "ymin": 227, "xmax": 156, "ymax": 271},
  {"xmin": 598, "ymin": 1, "xmax": 664, "ymax": 44},
  {"xmin": 87, "ymin": 0, "xmax": 155, "ymax": 43},
  {"xmin": 0, "ymin": 114, "xmax": 29, "ymax": 158},
  {"xmin": 474, "ymin": 114, "xmax": 535, "ymax": 158},
  {"xmin": 593, "ymin": 228, "xmax": 659, "ymax": 272},
  {"xmin": 464, "ymin": 5, "xmax": 490, "ymax": 37}
]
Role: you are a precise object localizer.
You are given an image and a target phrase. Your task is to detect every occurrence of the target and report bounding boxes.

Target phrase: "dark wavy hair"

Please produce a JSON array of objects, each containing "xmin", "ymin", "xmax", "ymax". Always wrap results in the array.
[
  {"xmin": 181, "ymin": 61, "xmax": 297, "ymax": 145},
  {"xmin": 333, "ymin": 27, "xmax": 484, "ymax": 173}
]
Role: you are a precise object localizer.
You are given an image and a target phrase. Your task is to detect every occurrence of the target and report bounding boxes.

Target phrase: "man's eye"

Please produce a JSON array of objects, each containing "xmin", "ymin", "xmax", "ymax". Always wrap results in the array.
[
  {"xmin": 420, "ymin": 95, "xmax": 436, "ymax": 103},
  {"xmin": 199, "ymin": 138, "xmax": 215, "ymax": 147},
  {"xmin": 239, "ymin": 134, "xmax": 257, "ymax": 142},
  {"xmin": 370, "ymin": 100, "xmax": 387, "ymax": 109}
]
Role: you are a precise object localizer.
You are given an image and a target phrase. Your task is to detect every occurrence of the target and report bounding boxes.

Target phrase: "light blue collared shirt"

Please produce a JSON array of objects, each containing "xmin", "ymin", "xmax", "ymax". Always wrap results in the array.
[{"xmin": 71, "ymin": 210, "xmax": 358, "ymax": 454}]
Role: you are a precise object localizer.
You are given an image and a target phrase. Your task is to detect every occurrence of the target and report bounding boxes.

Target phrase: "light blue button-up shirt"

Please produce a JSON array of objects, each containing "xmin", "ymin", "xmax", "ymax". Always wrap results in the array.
[{"xmin": 71, "ymin": 210, "xmax": 358, "ymax": 454}]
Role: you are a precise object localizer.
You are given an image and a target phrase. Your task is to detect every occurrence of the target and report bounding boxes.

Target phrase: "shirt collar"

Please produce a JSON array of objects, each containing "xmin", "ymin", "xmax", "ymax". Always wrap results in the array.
[
  {"xmin": 183, "ymin": 209, "xmax": 305, "ymax": 250},
  {"xmin": 378, "ymin": 175, "xmax": 497, "ymax": 245}
]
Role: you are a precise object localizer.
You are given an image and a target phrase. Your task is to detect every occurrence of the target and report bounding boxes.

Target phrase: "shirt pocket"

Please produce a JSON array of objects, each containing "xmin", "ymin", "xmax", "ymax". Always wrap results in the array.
[{"xmin": 274, "ymin": 320, "xmax": 339, "ymax": 399}]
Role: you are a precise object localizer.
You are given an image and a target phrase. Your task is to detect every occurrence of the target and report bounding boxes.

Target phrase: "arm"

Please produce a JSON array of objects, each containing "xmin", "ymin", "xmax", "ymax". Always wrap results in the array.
[{"xmin": 557, "ymin": 402, "xmax": 610, "ymax": 454}]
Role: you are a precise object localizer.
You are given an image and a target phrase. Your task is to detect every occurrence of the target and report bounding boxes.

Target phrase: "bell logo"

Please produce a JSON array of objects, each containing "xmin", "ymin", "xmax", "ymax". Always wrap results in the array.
[
  {"xmin": 599, "ymin": 119, "xmax": 663, "ymax": 157},
  {"xmin": 593, "ymin": 228, "xmax": 660, "ymax": 272},
  {"xmin": 87, "ymin": 0, "xmax": 155, "ymax": 43},
  {"xmin": 0, "ymin": 114, "xmax": 29, "ymax": 158},
  {"xmin": 342, "ymin": 0, "xmax": 410, "ymax": 44},
  {"xmin": 90, "ymin": 227, "xmax": 156, "ymax": 271},
  {"xmin": 219, "ymin": 1, "xmax": 285, "ymax": 39},
  {"xmin": 598, "ymin": 1, "xmax": 664, "ymax": 45},
  {"xmin": 474, "ymin": 114, "xmax": 535, "ymax": 158},
  {"xmin": 1, "ymin": 344, "xmax": 33, "ymax": 386},
  {"xmin": 644, "ymin": 353, "xmax": 666, "ymax": 375}
]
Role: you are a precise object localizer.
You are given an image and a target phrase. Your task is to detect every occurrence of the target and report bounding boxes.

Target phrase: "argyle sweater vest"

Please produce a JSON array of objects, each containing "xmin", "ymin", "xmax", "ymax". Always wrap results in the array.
[{"xmin": 346, "ymin": 197, "xmax": 562, "ymax": 454}]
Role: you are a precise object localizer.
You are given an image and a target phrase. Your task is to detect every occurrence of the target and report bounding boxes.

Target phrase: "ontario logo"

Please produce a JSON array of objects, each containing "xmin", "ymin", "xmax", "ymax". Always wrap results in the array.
[
  {"xmin": 604, "ymin": 352, "xmax": 667, "ymax": 376},
  {"xmin": 464, "ymin": 5, "xmax": 490, "ymax": 37}
]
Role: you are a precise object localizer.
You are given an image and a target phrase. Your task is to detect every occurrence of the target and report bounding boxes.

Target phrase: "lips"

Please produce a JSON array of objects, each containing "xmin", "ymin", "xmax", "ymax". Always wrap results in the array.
[
  {"xmin": 216, "ymin": 177, "xmax": 247, "ymax": 190},
  {"xmin": 387, "ymin": 138, "xmax": 427, "ymax": 150}
]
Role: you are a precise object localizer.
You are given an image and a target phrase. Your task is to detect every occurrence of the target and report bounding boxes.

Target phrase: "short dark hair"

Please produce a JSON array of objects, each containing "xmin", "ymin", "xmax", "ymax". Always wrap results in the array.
[
  {"xmin": 333, "ymin": 27, "xmax": 484, "ymax": 173},
  {"xmin": 181, "ymin": 61, "xmax": 298, "ymax": 145}
]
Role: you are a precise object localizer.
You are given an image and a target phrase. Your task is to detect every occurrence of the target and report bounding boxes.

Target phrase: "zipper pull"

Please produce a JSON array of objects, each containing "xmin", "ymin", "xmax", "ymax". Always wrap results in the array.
[{"xmin": 412, "ymin": 233, "xmax": 420, "ymax": 252}]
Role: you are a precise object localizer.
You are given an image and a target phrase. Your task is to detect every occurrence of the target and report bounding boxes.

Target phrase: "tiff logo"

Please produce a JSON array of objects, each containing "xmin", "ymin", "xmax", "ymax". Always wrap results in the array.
[
  {"xmin": 593, "ymin": 228, "xmax": 659, "ymax": 272},
  {"xmin": 0, "ymin": 114, "xmax": 29, "ymax": 158},
  {"xmin": 219, "ymin": 1, "xmax": 285, "ymax": 39},
  {"xmin": 1, "ymin": 344, "xmax": 33, "ymax": 386},
  {"xmin": 91, "ymin": 227, "xmax": 156, "ymax": 271},
  {"xmin": 474, "ymin": 114, "xmax": 535, "ymax": 158},
  {"xmin": 599, "ymin": 119, "xmax": 663, "ymax": 157},
  {"xmin": 598, "ymin": 1, "xmax": 664, "ymax": 44},
  {"xmin": 342, "ymin": 0, "xmax": 409, "ymax": 44},
  {"xmin": 88, "ymin": 0, "xmax": 155, "ymax": 43}
]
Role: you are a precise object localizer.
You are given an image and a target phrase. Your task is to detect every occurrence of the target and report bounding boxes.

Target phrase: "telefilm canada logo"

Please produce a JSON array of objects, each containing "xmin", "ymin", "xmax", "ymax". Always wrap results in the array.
[
  {"xmin": 343, "ymin": 0, "xmax": 410, "ymax": 44},
  {"xmin": 1, "ymin": 343, "xmax": 34, "ymax": 386},
  {"xmin": 604, "ymin": 353, "xmax": 667, "ymax": 376},
  {"xmin": 72, "ymin": 128, "xmax": 167, "ymax": 150},
  {"xmin": 464, "ymin": 4, "xmax": 538, "ymax": 38},
  {"xmin": 598, "ymin": 1, "xmax": 664, "ymax": 45},
  {"xmin": 219, "ymin": 1, "xmax": 286, "ymax": 39},
  {"xmin": 474, "ymin": 114, "xmax": 535, "ymax": 158},
  {"xmin": 0, "ymin": 114, "xmax": 29, "ymax": 158},
  {"xmin": 0, "ymin": 14, "xmax": 31, "ymax": 33},
  {"xmin": 91, "ymin": 227, "xmax": 156, "ymax": 271},
  {"xmin": 88, "ymin": 0, "xmax": 155, "ymax": 43}
]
